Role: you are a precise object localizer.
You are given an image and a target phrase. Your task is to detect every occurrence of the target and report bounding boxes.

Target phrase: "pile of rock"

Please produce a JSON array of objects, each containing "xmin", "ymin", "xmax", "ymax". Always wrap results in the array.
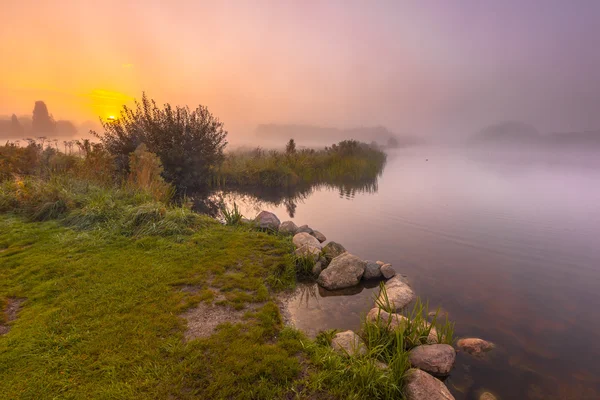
[{"xmin": 253, "ymin": 210, "xmax": 496, "ymax": 400}]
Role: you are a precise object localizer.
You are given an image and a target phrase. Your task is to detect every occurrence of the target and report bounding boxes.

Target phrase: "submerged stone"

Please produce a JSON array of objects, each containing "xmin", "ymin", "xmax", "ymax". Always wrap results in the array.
[{"xmin": 456, "ymin": 338, "xmax": 494, "ymax": 356}]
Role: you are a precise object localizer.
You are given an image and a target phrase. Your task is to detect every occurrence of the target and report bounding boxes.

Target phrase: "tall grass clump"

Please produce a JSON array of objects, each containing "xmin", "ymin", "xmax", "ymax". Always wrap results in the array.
[
  {"xmin": 212, "ymin": 140, "xmax": 386, "ymax": 189},
  {"xmin": 221, "ymin": 202, "xmax": 244, "ymax": 226}
]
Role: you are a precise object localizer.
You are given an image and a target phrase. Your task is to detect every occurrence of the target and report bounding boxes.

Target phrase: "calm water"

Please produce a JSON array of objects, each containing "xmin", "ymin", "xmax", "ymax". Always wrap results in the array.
[{"xmin": 226, "ymin": 148, "xmax": 600, "ymax": 399}]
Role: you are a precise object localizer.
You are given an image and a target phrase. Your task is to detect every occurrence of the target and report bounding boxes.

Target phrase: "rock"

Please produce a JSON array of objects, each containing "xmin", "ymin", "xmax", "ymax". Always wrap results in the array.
[
  {"xmin": 376, "ymin": 260, "xmax": 385, "ymax": 266},
  {"xmin": 322, "ymin": 241, "xmax": 346, "ymax": 260},
  {"xmin": 296, "ymin": 225, "xmax": 314, "ymax": 234},
  {"xmin": 479, "ymin": 392, "xmax": 497, "ymax": 400},
  {"xmin": 404, "ymin": 368, "xmax": 455, "ymax": 400},
  {"xmin": 366, "ymin": 308, "xmax": 407, "ymax": 330},
  {"xmin": 311, "ymin": 230, "xmax": 327, "ymax": 243},
  {"xmin": 279, "ymin": 220, "xmax": 298, "ymax": 235},
  {"xmin": 292, "ymin": 232, "xmax": 321, "ymax": 250},
  {"xmin": 331, "ymin": 330, "xmax": 367, "ymax": 356},
  {"xmin": 380, "ymin": 263, "xmax": 396, "ymax": 279},
  {"xmin": 374, "ymin": 360, "xmax": 389, "ymax": 370},
  {"xmin": 317, "ymin": 253, "xmax": 366, "ymax": 290},
  {"xmin": 312, "ymin": 261, "xmax": 323, "ymax": 276},
  {"xmin": 253, "ymin": 211, "xmax": 280, "ymax": 230},
  {"xmin": 456, "ymin": 338, "xmax": 494, "ymax": 356},
  {"xmin": 366, "ymin": 308, "xmax": 439, "ymax": 344},
  {"xmin": 428, "ymin": 309, "xmax": 449, "ymax": 320},
  {"xmin": 294, "ymin": 245, "xmax": 322, "ymax": 262},
  {"xmin": 408, "ymin": 344, "xmax": 456, "ymax": 376},
  {"xmin": 363, "ymin": 260, "xmax": 382, "ymax": 280},
  {"xmin": 378, "ymin": 276, "xmax": 416, "ymax": 311}
]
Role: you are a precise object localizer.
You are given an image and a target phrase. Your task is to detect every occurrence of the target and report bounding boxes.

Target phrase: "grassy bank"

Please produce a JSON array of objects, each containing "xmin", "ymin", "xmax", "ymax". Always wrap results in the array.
[
  {"xmin": 0, "ymin": 138, "xmax": 453, "ymax": 399},
  {"xmin": 212, "ymin": 140, "xmax": 387, "ymax": 188}
]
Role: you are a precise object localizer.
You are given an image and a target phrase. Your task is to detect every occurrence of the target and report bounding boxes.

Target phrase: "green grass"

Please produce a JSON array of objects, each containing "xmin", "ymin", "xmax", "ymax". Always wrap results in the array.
[{"xmin": 0, "ymin": 214, "xmax": 302, "ymax": 399}]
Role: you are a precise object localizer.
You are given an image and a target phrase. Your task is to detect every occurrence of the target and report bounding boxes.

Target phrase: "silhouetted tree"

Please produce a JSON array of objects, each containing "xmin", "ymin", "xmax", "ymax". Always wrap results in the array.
[
  {"xmin": 93, "ymin": 93, "xmax": 228, "ymax": 190},
  {"xmin": 10, "ymin": 114, "xmax": 23, "ymax": 136},
  {"xmin": 285, "ymin": 138, "xmax": 296, "ymax": 155},
  {"xmin": 32, "ymin": 101, "xmax": 56, "ymax": 134}
]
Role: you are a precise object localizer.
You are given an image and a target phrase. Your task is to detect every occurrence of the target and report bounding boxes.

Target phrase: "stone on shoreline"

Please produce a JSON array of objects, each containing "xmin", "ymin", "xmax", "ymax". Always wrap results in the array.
[
  {"xmin": 296, "ymin": 225, "xmax": 314, "ymax": 234},
  {"xmin": 366, "ymin": 308, "xmax": 439, "ymax": 344},
  {"xmin": 363, "ymin": 260, "xmax": 382, "ymax": 280},
  {"xmin": 408, "ymin": 344, "xmax": 456, "ymax": 376},
  {"xmin": 380, "ymin": 263, "xmax": 396, "ymax": 279},
  {"xmin": 322, "ymin": 241, "xmax": 346, "ymax": 261},
  {"xmin": 456, "ymin": 338, "xmax": 494, "ymax": 356},
  {"xmin": 311, "ymin": 230, "xmax": 327, "ymax": 243},
  {"xmin": 366, "ymin": 308, "xmax": 407, "ymax": 330},
  {"xmin": 279, "ymin": 220, "xmax": 298, "ymax": 235},
  {"xmin": 292, "ymin": 232, "xmax": 321, "ymax": 250},
  {"xmin": 404, "ymin": 368, "xmax": 455, "ymax": 400},
  {"xmin": 376, "ymin": 260, "xmax": 385, "ymax": 266},
  {"xmin": 294, "ymin": 245, "xmax": 322, "ymax": 262},
  {"xmin": 254, "ymin": 211, "xmax": 280, "ymax": 230},
  {"xmin": 317, "ymin": 253, "xmax": 365, "ymax": 290},
  {"xmin": 378, "ymin": 276, "xmax": 415, "ymax": 311},
  {"xmin": 331, "ymin": 330, "xmax": 367, "ymax": 356}
]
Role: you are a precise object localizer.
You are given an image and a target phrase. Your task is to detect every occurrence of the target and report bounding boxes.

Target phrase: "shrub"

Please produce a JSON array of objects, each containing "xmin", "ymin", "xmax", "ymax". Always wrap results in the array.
[
  {"xmin": 94, "ymin": 93, "xmax": 228, "ymax": 190},
  {"xmin": 127, "ymin": 144, "xmax": 173, "ymax": 202}
]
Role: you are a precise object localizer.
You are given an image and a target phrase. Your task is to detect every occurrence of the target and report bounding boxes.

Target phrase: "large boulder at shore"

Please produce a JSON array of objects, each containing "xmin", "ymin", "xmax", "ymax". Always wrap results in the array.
[
  {"xmin": 296, "ymin": 225, "xmax": 314, "ymax": 234},
  {"xmin": 292, "ymin": 232, "xmax": 321, "ymax": 250},
  {"xmin": 322, "ymin": 241, "xmax": 346, "ymax": 261},
  {"xmin": 404, "ymin": 368, "xmax": 455, "ymax": 400},
  {"xmin": 363, "ymin": 260, "xmax": 382, "ymax": 280},
  {"xmin": 331, "ymin": 330, "xmax": 367, "ymax": 356},
  {"xmin": 456, "ymin": 338, "xmax": 494, "ymax": 356},
  {"xmin": 253, "ymin": 211, "xmax": 280, "ymax": 230},
  {"xmin": 311, "ymin": 230, "xmax": 327, "ymax": 243},
  {"xmin": 317, "ymin": 253, "xmax": 365, "ymax": 290},
  {"xmin": 408, "ymin": 344, "xmax": 456, "ymax": 376},
  {"xmin": 378, "ymin": 276, "xmax": 416, "ymax": 311},
  {"xmin": 279, "ymin": 220, "xmax": 298, "ymax": 235}
]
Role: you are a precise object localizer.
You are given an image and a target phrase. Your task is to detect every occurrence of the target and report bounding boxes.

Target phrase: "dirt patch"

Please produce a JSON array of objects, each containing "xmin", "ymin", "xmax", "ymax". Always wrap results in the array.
[
  {"xmin": 181, "ymin": 302, "xmax": 264, "ymax": 341},
  {"xmin": 0, "ymin": 297, "xmax": 25, "ymax": 336}
]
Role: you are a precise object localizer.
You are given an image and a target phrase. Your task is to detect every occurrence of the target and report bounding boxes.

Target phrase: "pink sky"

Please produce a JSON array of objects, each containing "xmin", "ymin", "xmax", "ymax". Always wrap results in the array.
[{"xmin": 1, "ymin": 0, "xmax": 599, "ymax": 139}]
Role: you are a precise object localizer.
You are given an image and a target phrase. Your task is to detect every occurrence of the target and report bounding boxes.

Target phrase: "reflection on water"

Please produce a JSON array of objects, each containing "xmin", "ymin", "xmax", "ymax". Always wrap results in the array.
[{"xmin": 221, "ymin": 148, "xmax": 600, "ymax": 399}]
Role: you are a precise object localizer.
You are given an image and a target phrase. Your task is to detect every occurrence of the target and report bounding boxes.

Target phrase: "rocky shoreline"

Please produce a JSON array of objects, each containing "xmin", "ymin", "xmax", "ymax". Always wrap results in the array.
[{"xmin": 253, "ymin": 210, "xmax": 497, "ymax": 400}]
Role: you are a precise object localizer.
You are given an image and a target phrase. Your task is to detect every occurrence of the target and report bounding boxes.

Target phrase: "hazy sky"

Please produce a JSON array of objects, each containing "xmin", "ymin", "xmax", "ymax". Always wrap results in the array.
[{"xmin": 1, "ymin": 0, "xmax": 599, "ymax": 139}]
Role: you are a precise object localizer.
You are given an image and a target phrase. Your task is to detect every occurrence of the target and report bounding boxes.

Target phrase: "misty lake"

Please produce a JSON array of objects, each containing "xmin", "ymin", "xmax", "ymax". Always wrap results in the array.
[{"xmin": 220, "ymin": 147, "xmax": 600, "ymax": 399}]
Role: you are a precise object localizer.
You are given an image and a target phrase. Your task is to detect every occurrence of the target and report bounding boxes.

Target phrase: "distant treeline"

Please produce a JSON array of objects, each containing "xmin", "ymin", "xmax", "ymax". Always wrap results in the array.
[
  {"xmin": 0, "ymin": 101, "xmax": 81, "ymax": 139},
  {"xmin": 256, "ymin": 124, "xmax": 421, "ymax": 148},
  {"xmin": 471, "ymin": 121, "xmax": 600, "ymax": 148}
]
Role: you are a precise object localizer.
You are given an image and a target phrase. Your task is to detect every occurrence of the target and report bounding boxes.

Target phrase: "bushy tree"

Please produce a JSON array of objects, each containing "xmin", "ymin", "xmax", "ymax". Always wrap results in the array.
[{"xmin": 93, "ymin": 93, "xmax": 228, "ymax": 190}]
